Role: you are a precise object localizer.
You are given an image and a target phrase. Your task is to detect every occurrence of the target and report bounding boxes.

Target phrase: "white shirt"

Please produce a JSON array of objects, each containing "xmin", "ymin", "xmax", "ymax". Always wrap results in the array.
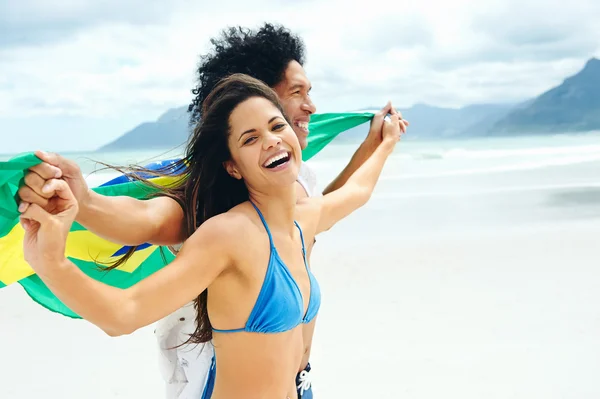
[
  {"xmin": 155, "ymin": 162, "xmax": 318, "ymax": 399},
  {"xmin": 297, "ymin": 162, "xmax": 318, "ymax": 197}
]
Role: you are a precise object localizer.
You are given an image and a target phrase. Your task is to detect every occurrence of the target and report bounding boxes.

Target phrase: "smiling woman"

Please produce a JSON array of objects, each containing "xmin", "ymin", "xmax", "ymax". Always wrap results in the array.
[
  {"xmin": 233, "ymin": 110, "xmax": 298, "ymax": 176},
  {"xmin": 16, "ymin": 73, "xmax": 403, "ymax": 398}
]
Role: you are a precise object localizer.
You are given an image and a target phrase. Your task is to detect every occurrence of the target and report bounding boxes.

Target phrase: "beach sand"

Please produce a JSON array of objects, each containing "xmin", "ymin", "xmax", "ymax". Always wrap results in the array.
[
  {"xmin": 1, "ymin": 221, "xmax": 599, "ymax": 398},
  {"xmin": 311, "ymin": 222, "xmax": 600, "ymax": 398}
]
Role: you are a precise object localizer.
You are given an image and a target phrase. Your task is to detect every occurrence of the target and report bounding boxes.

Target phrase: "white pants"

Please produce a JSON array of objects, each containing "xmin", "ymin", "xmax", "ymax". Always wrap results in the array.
[{"xmin": 155, "ymin": 302, "xmax": 215, "ymax": 399}]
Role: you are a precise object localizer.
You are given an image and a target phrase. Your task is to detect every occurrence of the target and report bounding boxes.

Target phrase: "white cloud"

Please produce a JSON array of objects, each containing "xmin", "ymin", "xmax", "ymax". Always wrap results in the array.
[{"xmin": 1, "ymin": 0, "xmax": 599, "ymax": 153}]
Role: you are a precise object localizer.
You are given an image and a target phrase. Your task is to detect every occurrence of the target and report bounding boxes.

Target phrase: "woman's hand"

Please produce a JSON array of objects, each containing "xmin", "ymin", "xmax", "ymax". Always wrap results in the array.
[
  {"xmin": 382, "ymin": 109, "xmax": 404, "ymax": 147},
  {"xmin": 19, "ymin": 178, "xmax": 78, "ymax": 271}
]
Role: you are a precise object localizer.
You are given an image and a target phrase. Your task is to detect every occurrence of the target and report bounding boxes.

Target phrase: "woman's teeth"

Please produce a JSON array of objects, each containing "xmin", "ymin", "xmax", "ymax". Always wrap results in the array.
[{"xmin": 264, "ymin": 152, "xmax": 290, "ymax": 168}]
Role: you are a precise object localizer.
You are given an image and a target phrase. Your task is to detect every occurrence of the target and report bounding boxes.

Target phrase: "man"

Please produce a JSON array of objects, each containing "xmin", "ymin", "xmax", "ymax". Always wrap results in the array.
[{"xmin": 20, "ymin": 23, "xmax": 404, "ymax": 398}]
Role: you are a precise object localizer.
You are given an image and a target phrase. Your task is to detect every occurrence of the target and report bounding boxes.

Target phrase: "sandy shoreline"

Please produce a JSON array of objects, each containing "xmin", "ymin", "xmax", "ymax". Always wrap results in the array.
[
  {"xmin": 2, "ymin": 220, "xmax": 599, "ymax": 398},
  {"xmin": 311, "ymin": 220, "xmax": 600, "ymax": 398}
]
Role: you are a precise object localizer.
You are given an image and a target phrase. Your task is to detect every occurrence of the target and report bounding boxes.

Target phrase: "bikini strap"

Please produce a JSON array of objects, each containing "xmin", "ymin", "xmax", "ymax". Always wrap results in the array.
[
  {"xmin": 294, "ymin": 221, "xmax": 308, "ymax": 261},
  {"xmin": 250, "ymin": 201, "xmax": 274, "ymax": 248}
]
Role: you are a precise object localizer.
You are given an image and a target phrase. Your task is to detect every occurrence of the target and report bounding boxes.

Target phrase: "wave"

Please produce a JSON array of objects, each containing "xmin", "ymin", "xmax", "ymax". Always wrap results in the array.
[
  {"xmin": 411, "ymin": 144, "xmax": 600, "ymax": 162},
  {"xmin": 372, "ymin": 182, "xmax": 600, "ymax": 200},
  {"xmin": 381, "ymin": 153, "xmax": 600, "ymax": 181}
]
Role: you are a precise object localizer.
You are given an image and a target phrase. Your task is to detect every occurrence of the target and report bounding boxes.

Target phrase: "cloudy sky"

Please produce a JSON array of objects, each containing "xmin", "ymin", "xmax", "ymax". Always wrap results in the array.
[{"xmin": 1, "ymin": 0, "xmax": 599, "ymax": 153}]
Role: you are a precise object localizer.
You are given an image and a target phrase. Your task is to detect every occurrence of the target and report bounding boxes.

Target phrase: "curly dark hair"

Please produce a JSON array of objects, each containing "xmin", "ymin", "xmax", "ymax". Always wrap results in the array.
[{"xmin": 187, "ymin": 22, "xmax": 306, "ymax": 124}]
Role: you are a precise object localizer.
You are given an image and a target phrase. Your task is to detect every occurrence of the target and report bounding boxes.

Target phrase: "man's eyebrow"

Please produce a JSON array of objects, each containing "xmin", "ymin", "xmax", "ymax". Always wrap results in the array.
[{"xmin": 289, "ymin": 83, "xmax": 308, "ymax": 91}]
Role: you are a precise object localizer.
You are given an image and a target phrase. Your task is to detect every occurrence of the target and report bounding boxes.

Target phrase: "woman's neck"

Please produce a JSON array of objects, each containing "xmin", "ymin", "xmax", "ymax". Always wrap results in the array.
[{"xmin": 248, "ymin": 184, "xmax": 297, "ymax": 236}]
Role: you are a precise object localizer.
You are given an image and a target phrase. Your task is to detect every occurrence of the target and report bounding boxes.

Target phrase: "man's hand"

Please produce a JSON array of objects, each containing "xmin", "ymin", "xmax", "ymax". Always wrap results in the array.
[
  {"xmin": 321, "ymin": 102, "xmax": 409, "ymax": 195},
  {"xmin": 363, "ymin": 102, "xmax": 409, "ymax": 152},
  {"xmin": 18, "ymin": 150, "xmax": 91, "ymax": 212}
]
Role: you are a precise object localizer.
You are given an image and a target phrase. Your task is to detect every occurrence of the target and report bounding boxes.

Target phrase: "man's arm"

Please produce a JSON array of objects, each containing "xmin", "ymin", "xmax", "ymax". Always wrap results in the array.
[
  {"xmin": 19, "ymin": 151, "xmax": 186, "ymax": 246},
  {"xmin": 78, "ymin": 192, "xmax": 186, "ymax": 246},
  {"xmin": 322, "ymin": 103, "xmax": 407, "ymax": 195}
]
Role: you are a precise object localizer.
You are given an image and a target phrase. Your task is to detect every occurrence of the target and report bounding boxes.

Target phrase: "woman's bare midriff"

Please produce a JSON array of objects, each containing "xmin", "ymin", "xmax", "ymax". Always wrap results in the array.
[
  {"xmin": 299, "ymin": 318, "xmax": 316, "ymax": 371},
  {"xmin": 210, "ymin": 327, "xmax": 305, "ymax": 399}
]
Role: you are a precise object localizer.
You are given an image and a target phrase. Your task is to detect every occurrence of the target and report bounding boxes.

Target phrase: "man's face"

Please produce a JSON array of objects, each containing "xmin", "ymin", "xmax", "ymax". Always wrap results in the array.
[{"xmin": 272, "ymin": 60, "xmax": 316, "ymax": 150}]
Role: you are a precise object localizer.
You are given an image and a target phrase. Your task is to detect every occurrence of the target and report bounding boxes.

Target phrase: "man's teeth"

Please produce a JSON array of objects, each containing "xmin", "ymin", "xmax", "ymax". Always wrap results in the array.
[
  {"xmin": 296, "ymin": 121, "xmax": 309, "ymax": 131},
  {"xmin": 265, "ymin": 153, "xmax": 288, "ymax": 167}
]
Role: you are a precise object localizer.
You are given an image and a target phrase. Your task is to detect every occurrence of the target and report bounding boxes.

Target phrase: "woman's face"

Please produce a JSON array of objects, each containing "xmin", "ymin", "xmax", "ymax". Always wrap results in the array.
[{"xmin": 225, "ymin": 96, "xmax": 302, "ymax": 191}]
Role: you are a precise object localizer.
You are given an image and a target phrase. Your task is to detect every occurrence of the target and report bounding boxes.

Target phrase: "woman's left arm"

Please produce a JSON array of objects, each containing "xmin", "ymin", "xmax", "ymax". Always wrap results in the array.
[{"xmin": 310, "ymin": 113, "xmax": 404, "ymax": 235}]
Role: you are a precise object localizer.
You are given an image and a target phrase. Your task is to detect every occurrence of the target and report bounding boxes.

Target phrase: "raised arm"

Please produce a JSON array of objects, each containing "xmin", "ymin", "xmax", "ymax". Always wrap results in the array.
[
  {"xmin": 321, "ymin": 103, "xmax": 408, "ymax": 195},
  {"xmin": 19, "ymin": 180, "xmax": 231, "ymax": 336},
  {"xmin": 308, "ymin": 112, "xmax": 404, "ymax": 235},
  {"xmin": 18, "ymin": 151, "xmax": 186, "ymax": 246}
]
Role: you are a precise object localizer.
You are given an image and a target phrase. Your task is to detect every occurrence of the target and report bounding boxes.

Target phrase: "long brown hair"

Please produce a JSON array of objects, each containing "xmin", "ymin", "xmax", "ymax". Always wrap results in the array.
[{"xmin": 108, "ymin": 73, "xmax": 287, "ymax": 344}]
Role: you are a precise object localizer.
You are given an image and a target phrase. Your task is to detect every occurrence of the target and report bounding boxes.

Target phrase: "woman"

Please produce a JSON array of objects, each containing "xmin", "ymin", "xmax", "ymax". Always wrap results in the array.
[{"xmin": 18, "ymin": 74, "xmax": 403, "ymax": 398}]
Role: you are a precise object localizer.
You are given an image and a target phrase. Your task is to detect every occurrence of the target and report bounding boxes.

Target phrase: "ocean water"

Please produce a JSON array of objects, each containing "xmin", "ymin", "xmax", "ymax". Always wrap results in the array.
[
  {"xmin": 309, "ymin": 132, "xmax": 600, "ymax": 240},
  {"xmin": 7, "ymin": 132, "xmax": 597, "ymax": 202},
  {"xmin": 6, "ymin": 132, "xmax": 599, "ymax": 238}
]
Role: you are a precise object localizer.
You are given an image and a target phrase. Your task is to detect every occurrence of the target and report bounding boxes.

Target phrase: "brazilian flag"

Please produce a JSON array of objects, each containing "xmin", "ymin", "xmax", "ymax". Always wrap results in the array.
[{"xmin": 0, "ymin": 112, "xmax": 373, "ymax": 318}]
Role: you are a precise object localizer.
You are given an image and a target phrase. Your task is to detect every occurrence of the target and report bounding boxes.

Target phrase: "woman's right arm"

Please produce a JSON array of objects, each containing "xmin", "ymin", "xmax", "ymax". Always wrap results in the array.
[
  {"xmin": 19, "ymin": 180, "xmax": 234, "ymax": 336},
  {"xmin": 18, "ymin": 151, "xmax": 186, "ymax": 246}
]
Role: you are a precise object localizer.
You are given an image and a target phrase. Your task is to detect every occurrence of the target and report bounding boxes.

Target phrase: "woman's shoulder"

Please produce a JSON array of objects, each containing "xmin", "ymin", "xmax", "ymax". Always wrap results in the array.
[
  {"xmin": 197, "ymin": 203, "xmax": 253, "ymax": 233},
  {"xmin": 191, "ymin": 201, "xmax": 261, "ymax": 244},
  {"xmin": 178, "ymin": 204, "xmax": 257, "ymax": 265}
]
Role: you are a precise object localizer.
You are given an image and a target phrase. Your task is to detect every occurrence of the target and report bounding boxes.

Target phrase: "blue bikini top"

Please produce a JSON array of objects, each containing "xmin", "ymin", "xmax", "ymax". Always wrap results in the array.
[{"xmin": 212, "ymin": 202, "xmax": 321, "ymax": 334}]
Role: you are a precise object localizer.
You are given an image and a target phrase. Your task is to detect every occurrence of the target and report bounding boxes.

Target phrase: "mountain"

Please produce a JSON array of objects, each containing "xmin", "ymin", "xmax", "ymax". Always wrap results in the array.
[
  {"xmin": 98, "ymin": 106, "xmax": 191, "ymax": 151},
  {"xmin": 334, "ymin": 102, "xmax": 515, "ymax": 141},
  {"xmin": 96, "ymin": 57, "xmax": 600, "ymax": 150},
  {"xmin": 488, "ymin": 57, "xmax": 600, "ymax": 135},
  {"xmin": 97, "ymin": 102, "xmax": 515, "ymax": 151}
]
